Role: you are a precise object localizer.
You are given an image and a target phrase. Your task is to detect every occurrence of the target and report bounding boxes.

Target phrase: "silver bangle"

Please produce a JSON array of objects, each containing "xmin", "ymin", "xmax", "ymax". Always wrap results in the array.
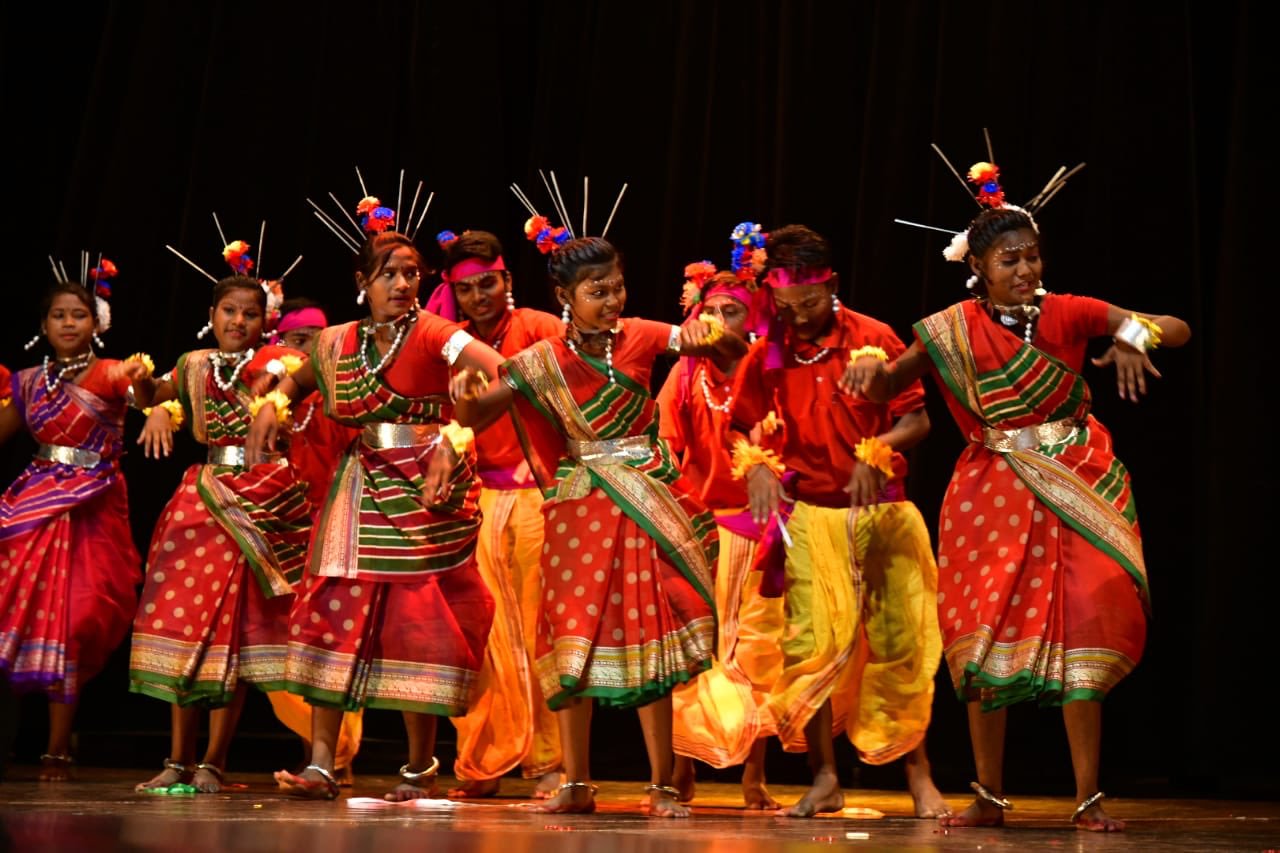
[
  {"xmin": 666, "ymin": 324, "xmax": 682, "ymax": 354},
  {"xmin": 1113, "ymin": 316, "xmax": 1150, "ymax": 352},
  {"xmin": 266, "ymin": 358, "xmax": 287, "ymax": 378},
  {"xmin": 442, "ymin": 330, "xmax": 476, "ymax": 366}
]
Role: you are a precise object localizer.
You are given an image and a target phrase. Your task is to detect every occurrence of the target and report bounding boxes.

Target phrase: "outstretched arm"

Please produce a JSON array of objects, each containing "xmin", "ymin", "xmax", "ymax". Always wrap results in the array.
[
  {"xmin": 1093, "ymin": 305, "xmax": 1192, "ymax": 402},
  {"xmin": 839, "ymin": 340, "xmax": 933, "ymax": 403},
  {"xmin": 451, "ymin": 341, "xmax": 514, "ymax": 432}
]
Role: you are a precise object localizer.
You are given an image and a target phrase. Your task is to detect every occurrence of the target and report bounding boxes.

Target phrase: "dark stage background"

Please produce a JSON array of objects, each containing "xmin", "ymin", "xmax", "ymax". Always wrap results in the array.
[{"xmin": 1, "ymin": 2, "xmax": 1268, "ymax": 799}]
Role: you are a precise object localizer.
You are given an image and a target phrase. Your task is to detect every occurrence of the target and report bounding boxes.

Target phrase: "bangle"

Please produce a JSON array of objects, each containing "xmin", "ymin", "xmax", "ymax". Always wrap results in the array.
[
  {"xmin": 730, "ymin": 439, "xmax": 785, "ymax": 481},
  {"xmin": 126, "ymin": 352, "xmax": 156, "ymax": 376},
  {"xmin": 1114, "ymin": 314, "xmax": 1162, "ymax": 352},
  {"xmin": 696, "ymin": 312, "xmax": 726, "ymax": 345},
  {"xmin": 847, "ymin": 346, "xmax": 888, "ymax": 364},
  {"xmin": 440, "ymin": 420, "xmax": 474, "ymax": 456},
  {"xmin": 248, "ymin": 390, "xmax": 292, "ymax": 425},
  {"xmin": 854, "ymin": 436, "xmax": 894, "ymax": 478},
  {"xmin": 142, "ymin": 399, "xmax": 185, "ymax": 432}
]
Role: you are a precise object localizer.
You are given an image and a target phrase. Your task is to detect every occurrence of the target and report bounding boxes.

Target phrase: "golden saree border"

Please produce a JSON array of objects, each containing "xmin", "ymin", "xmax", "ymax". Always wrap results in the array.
[
  {"xmin": 197, "ymin": 465, "xmax": 293, "ymax": 597},
  {"xmin": 311, "ymin": 451, "xmax": 363, "ymax": 579}
]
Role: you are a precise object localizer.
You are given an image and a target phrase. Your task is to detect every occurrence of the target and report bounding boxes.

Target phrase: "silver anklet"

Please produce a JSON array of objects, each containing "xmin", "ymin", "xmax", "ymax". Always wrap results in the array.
[
  {"xmin": 195, "ymin": 762, "xmax": 224, "ymax": 783},
  {"xmin": 1071, "ymin": 791, "xmax": 1106, "ymax": 823},
  {"xmin": 304, "ymin": 763, "xmax": 340, "ymax": 795},
  {"xmin": 399, "ymin": 756, "xmax": 440, "ymax": 784},
  {"xmin": 645, "ymin": 784, "xmax": 682, "ymax": 800},
  {"xmin": 162, "ymin": 758, "xmax": 192, "ymax": 774},
  {"xmin": 970, "ymin": 780, "xmax": 1013, "ymax": 810},
  {"xmin": 558, "ymin": 780, "xmax": 598, "ymax": 794}
]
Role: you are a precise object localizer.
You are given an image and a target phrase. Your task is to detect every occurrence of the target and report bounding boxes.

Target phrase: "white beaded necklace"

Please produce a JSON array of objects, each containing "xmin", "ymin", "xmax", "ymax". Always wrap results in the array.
[
  {"xmin": 42, "ymin": 352, "xmax": 93, "ymax": 394},
  {"xmin": 699, "ymin": 365, "xmax": 733, "ymax": 413},
  {"xmin": 210, "ymin": 348, "xmax": 254, "ymax": 392},
  {"xmin": 986, "ymin": 300, "xmax": 1041, "ymax": 345},
  {"xmin": 792, "ymin": 346, "xmax": 831, "ymax": 366},
  {"xmin": 360, "ymin": 311, "xmax": 416, "ymax": 376},
  {"xmin": 567, "ymin": 325, "xmax": 617, "ymax": 384},
  {"xmin": 289, "ymin": 401, "xmax": 316, "ymax": 433}
]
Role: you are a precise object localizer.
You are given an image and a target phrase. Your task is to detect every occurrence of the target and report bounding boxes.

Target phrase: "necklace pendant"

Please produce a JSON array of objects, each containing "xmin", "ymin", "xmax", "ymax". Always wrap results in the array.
[{"xmin": 1000, "ymin": 314, "xmax": 1018, "ymax": 327}]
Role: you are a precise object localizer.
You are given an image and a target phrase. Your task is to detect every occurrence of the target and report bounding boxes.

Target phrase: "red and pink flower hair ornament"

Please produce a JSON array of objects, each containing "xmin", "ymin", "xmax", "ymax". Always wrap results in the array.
[
  {"xmin": 509, "ymin": 171, "xmax": 630, "ymax": 252},
  {"xmin": 307, "ymin": 166, "xmax": 434, "ymax": 254}
]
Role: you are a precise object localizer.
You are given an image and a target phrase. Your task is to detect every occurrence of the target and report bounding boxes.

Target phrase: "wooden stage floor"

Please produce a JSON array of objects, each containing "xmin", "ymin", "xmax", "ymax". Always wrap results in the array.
[{"xmin": 1, "ymin": 767, "xmax": 1276, "ymax": 851}]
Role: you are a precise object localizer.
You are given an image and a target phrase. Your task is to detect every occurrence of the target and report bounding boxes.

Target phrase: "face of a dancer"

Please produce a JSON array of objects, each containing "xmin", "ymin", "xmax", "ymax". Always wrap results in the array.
[
  {"xmin": 44, "ymin": 292, "xmax": 96, "ymax": 360},
  {"xmin": 360, "ymin": 246, "xmax": 422, "ymax": 324},
  {"xmin": 702, "ymin": 293, "xmax": 749, "ymax": 340},
  {"xmin": 279, "ymin": 326, "xmax": 322, "ymax": 352},
  {"xmin": 558, "ymin": 260, "xmax": 625, "ymax": 332},
  {"xmin": 972, "ymin": 227, "xmax": 1042, "ymax": 307},
  {"xmin": 209, "ymin": 287, "xmax": 265, "ymax": 353},
  {"xmin": 452, "ymin": 270, "xmax": 510, "ymax": 328},
  {"xmin": 770, "ymin": 279, "xmax": 835, "ymax": 342}
]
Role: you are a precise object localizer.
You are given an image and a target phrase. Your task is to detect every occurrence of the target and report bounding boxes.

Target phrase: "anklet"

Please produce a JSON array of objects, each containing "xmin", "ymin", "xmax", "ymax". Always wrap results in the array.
[
  {"xmin": 1071, "ymin": 791, "xmax": 1106, "ymax": 823},
  {"xmin": 970, "ymin": 780, "xmax": 1013, "ymax": 810},
  {"xmin": 40, "ymin": 753, "xmax": 74, "ymax": 764},
  {"xmin": 399, "ymin": 756, "xmax": 440, "ymax": 784},
  {"xmin": 304, "ymin": 764, "xmax": 340, "ymax": 796},
  {"xmin": 645, "ymin": 784, "xmax": 682, "ymax": 800},
  {"xmin": 195, "ymin": 762, "xmax": 224, "ymax": 783},
  {"xmin": 162, "ymin": 758, "xmax": 192, "ymax": 774},
  {"xmin": 558, "ymin": 780, "xmax": 598, "ymax": 794}
]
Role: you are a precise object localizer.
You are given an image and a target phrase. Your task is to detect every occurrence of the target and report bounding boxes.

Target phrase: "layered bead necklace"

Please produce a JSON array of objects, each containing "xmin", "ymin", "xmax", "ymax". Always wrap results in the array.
[
  {"xmin": 42, "ymin": 352, "xmax": 93, "ymax": 394},
  {"xmin": 699, "ymin": 364, "xmax": 733, "ymax": 413},
  {"xmin": 290, "ymin": 401, "xmax": 316, "ymax": 433},
  {"xmin": 984, "ymin": 295, "xmax": 1043, "ymax": 345},
  {"xmin": 210, "ymin": 348, "xmax": 255, "ymax": 392},
  {"xmin": 360, "ymin": 310, "xmax": 416, "ymax": 375},
  {"xmin": 566, "ymin": 325, "xmax": 618, "ymax": 384}
]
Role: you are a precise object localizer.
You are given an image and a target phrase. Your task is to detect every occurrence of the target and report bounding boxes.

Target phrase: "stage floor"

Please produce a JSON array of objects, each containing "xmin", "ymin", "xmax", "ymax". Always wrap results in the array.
[{"xmin": 1, "ymin": 767, "xmax": 1276, "ymax": 852}]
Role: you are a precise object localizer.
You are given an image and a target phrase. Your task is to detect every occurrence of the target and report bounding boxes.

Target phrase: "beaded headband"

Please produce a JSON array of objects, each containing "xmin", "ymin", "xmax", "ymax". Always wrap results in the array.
[
  {"xmin": 165, "ymin": 212, "xmax": 301, "ymax": 337},
  {"xmin": 307, "ymin": 166, "xmax": 435, "ymax": 253},
  {"xmin": 895, "ymin": 128, "xmax": 1085, "ymax": 273},
  {"xmin": 509, "ymin": 170, "xmax": 629, "ymax": 254}
]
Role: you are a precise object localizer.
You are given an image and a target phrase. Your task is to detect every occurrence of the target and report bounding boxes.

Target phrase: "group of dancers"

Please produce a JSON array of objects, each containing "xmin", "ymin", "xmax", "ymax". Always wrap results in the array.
[{"xmin": 0, "ymin": 145, "xmax": 1190, "ymax": 831}]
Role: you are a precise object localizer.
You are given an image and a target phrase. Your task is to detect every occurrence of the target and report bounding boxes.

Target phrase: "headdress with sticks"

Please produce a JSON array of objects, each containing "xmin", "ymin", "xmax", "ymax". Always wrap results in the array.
[
  {"xmin": 307, "ymin": 166, "xmax": 434, "ymax": 253},
  {"xmin": 26, "ymin": 250, "xmax": 120, "ymax": 351},
  {"xmin": 509, "ymin": 170, "xmax": 629, "ymax": 254},
  {"xmin": 165, "ymin": 212, "xmax": 302, "ymax": 339},
  {"xmin": 894, "ymin": 128, "xmax": 1085, "ymax": 285}
]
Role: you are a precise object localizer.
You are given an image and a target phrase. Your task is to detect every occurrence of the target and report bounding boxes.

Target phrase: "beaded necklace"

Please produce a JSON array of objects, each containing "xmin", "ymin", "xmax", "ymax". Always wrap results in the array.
[{"xmin": 42, "ymin": 352, "xmax": 93, "ymax": 394}]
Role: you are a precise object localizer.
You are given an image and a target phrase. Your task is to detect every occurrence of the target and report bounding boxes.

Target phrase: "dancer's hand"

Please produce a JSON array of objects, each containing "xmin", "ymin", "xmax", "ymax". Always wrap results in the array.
[
  {"xmin": 844, "ymin": 463, "xmax": 885, "ymax": 507},
  {"xmin": 138, "ymin": 408, "xmax": 175, "ymax": 459},
  {"xmin": 450, "ymin": 368, "xmax": 489, "ymax": 403},
  {"xmin": 246, "ymin": 404, "xmax": 279, "ymax": 466},
  {"xmin": 423, "ymin": 438, "xmax": 459, "ymax": 504},
  {"xmin": 1092, "ymin": 344, "xmax": 1161, "ymax": 402},
  {"xmin": 747, "ymin": 464, "xmax": 782, "ymax": 527},
  {"xmin": 839, "ymin": 357, "xmax": 889, "ymax": 399}
]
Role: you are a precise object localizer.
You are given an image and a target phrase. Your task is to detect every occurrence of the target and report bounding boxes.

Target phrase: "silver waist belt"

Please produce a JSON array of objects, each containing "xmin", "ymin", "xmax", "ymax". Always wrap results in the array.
[
  {"xmin": 362, "ymin": 422, "xmax": 440, "ymax": 450},
  {"xmin": 37, "ymin": 443, "xmax": 102, "ymax": 468},
  {"xmin": 208, "ymin": 445, "xmax": 247, "ymax": 467},
  {"xmin": 566, "ymin": 435, "xmax": 653, "ymax": 463},
  {"xmin": 982, "ymin": 418, "xmax": 1080, "ymax": 452}
]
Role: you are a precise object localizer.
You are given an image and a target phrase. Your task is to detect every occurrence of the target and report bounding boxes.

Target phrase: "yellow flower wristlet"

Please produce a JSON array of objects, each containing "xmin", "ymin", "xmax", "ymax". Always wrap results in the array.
[
  {"xmin": 440, "ymin": 421, "xmax": 475, "ymax": 456},
  {"xmin": 1114, "ymin": 314, "xmax": 1163, "ymax": 352},
  {"xmin": 142, "ymin": 399, "xmax": 185, "ymax": 432},
  {"xmin": 847, "ymin": 346, "xmax": 889, "ymax": 365},
  {"xmin": 730, "ymin": 439, "xmax": 786, "ymax": 480},
  {"xmin": 126, "ymin": 352, "xmax": 156, "ymax": 376},
  {"xmin": 248, "ymin": 390, "xmax": 292, "ymax": 426},
  {"xmin": 854, "ymin": 436, "xmax": 895, "ymax": 478},
  {"xmin": 697, "ymin": 312, "xmax": 726, "ymax": 345}
]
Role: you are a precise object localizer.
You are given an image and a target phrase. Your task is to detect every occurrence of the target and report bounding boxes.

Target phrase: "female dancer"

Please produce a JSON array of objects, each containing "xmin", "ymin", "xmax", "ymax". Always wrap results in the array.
[
  {"xmin": 846, "ymin": 205, "xmax": 1190, "ymax": 831},
  {"xmin": 130, "ymin": 273, "xmax": 313, "ymax": 793},
  {"xmin": 453, "ymin": 235, "xmax": 744, "ymax": 817},
  {"xmin": 0, "ymin": 269, "xmax": 144, "ymax": 781},
  {"xmin": 249, "ymin": 228, "xmax": 505, "ymax": 802}
]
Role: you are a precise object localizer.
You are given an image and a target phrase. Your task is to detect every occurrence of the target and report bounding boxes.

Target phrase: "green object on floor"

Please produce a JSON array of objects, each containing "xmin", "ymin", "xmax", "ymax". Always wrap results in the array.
[{"xmin": 144, "ymin": 782, "xmax": 199, "ymax": 796}]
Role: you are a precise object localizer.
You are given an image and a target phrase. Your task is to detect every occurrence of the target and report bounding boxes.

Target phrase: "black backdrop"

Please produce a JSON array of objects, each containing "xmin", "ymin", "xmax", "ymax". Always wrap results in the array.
[{"xmin": 1, "ymin": 1, "xmax": 1268, "ymax": 798}]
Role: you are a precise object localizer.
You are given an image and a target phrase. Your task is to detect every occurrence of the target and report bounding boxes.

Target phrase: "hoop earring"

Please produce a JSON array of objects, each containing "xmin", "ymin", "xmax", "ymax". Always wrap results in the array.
[
  {"xmin": 561, "ymin": 303, "xmax": 571, "ymax": 324},
  {"xmin": 831, "ymin": 294, "xmax": 841, "ymax": 313},
  {"xmin": 356, "ymin": 289, "xmax": 366, "ymax": 306},
  {"xmin": 24, "ymin": 331, "xmax": 43, "ymax": 351},
  {"xmin": 506, "ymin": 290, "xmax": 516, "ymax": 312},
  {"xmin": 196, "ymin": 321, "xmax": 213, "ymax": 339}
]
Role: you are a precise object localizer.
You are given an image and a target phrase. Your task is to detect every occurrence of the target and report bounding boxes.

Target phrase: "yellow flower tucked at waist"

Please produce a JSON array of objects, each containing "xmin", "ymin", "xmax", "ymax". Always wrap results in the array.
[
  {"xmin": 440, "ymin": 420, "xmax": 474, "ymax": 456},
  {"xmin": 697, "ymin": 312, "xmax": 726, "ymax": 345},
  {"xmin": 730, "ymin": 439, "xmax": 785, "ymax": 480},
  {"xmin": 143, "ymin": 399, "xmax": 185, "ymax": 432},
  {"xmin": 126, "ymin": 352, "xmax": 156, "ymax": 376},
  {"xmin": 854, "ymin": 436, "xmax": 894, "ymax": 478},
  {"xmin": 249, "ymin": 390, "xmax": 292, "ymax": 426},
  {"xmin": 847, "ymin": 346, "xmax": 888, "ymax": 364}
]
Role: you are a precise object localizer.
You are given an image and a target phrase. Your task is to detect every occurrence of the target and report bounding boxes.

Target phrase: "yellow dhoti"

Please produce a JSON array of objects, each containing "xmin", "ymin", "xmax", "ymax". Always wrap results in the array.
[
  {"xmin": 673, "ymin": 521, "xmax": 785, "ymax": 767},
  {"xmin": 450, "ymin": 486, "xmax": 561, "ymax": 781},
  {"xmin": 769, "ymin": 500, "xmax": 940, "ymax": 765},
  {"xmin": 267, "ymin": 690, "xmax": 364, "ymax": 771}
]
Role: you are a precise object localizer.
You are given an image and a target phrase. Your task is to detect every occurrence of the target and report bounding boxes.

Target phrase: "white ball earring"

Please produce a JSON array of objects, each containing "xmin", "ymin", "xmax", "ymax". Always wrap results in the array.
[
  {"xmin": 506, "ymin": 290, "xmax": 516, "ymax": 312},
  {"xmin": 196, "ymin": 321, "xmax": 213, "ymax": 339},
  {"xmin": 24, "ymin": 331, "xmax": 43, "ymax": 351},
  {"xmin": 561, "ymin": 303, "xmax": 571, "ymax": 324},
  {"xmin": 356, "ymin": 289, "xmax": 366, "ymax": 306},
  {"xmin": 831, "ymin": 294, "xmax": 841, "ymax": 313}
]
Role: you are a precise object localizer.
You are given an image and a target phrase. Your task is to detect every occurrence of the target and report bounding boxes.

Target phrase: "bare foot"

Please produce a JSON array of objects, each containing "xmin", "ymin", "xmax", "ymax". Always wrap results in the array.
[
  {"xmin": 192, "ymin": 765, "xmax": 224, "ymax": 794},
  {"xmin": 939, "ymin": 798, "xmax": 1004, "ymax": 827},
  {"xmin": 533, "ymin": 770, "xmax": 563, "ymax": 799},
  {"xmin": 135, "ymin": 765, "xmax": 189, "ymax": 792},
  {"xmin": 1075, "ymin": 801, "xmax": 1125, "ymax": 832},
  {"xmin": 777, "ymin": 771, "xmax": 844, "ymax": 818},
  {"xmin": 907, "ymin": 774, "xmax": 952, "ymax": 818},
  {"xmin": 448, "ymin": 777, "xmax": 500, "ymax": 798},
  {"xmin": 673, "ymin": 756, "xmax": 696, "ymax": 803},
  {"xmin": 648, "ymin": 789, "xmax": 691, "ymax": 818},
  {"xmin": 742, "ymin": 781, "xmax": 779, "ymax": 810},
  {"xmin": 39, "ymin": 756, "xmax": 73, "ymax": 782},
  {"xmin": 384, "ymin": 779, "xmax": 438, "ymax": 802},
  {"xmin": 531, "ymin": 784, "xmax": 596, "ymax": 814}
]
